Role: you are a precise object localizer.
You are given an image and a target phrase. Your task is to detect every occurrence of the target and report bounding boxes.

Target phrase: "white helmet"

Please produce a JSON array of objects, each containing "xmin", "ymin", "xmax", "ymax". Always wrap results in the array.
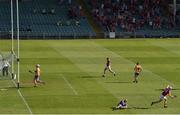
[
  {"xmin": 167, "ymin": 85, "xmax": 172, "ymax": 89},
  {"xmin": 36, "ymin": 64, "xmax": 40, "ymax": 67},
  {"xmin": 169, "ymin": 86, "xmax": 173, "ymax": 89}
]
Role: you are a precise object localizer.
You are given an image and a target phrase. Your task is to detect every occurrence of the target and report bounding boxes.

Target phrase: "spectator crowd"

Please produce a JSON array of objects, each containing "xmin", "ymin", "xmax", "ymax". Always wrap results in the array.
[{"xmin": 88, "ymin": 0, "xmax": 177, "ymax": 32}]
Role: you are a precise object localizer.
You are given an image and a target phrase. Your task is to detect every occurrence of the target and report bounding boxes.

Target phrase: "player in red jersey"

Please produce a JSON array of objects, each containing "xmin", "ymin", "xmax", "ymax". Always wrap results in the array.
[
  {"xmin": 102, "ymin": 57, "xmax": 116, "ymax": 77},
  {"xmin": 151, "ymin": 85, "xmax": 176, "ymax": 108},
  {"xmin": 133, "ymin": 62, "xmax": 142, "ymax": 83}
]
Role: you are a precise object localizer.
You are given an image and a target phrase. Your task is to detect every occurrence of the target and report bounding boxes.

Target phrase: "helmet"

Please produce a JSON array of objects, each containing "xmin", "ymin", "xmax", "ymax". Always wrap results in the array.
[
  {"xmin": 124, "ymin": 99, "xmax": 127, "ymax": 102},
  {"xmin": 167, "ymin": 85, "xmax": 172, "ymax": 89},
  {"xmin": 36, "ymin": 64, "xmax": 40, "ymax": 67},
  {"xmin": 169, "ymin": 86, "xmax": 173, "ymax": 89}
]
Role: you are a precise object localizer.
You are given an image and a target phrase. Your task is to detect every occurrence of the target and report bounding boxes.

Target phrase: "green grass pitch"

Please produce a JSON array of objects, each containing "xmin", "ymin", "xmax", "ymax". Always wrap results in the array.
[{"xmin": 0, "ymin": 39, "xmax": 180, "ymax": 114}]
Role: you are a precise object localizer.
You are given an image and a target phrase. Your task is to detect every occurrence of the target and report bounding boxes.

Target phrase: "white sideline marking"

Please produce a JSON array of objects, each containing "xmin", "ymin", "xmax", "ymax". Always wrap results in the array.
[
  {"xmin": 11, "ymin": 80, "xmax": 33, "ymax": 114},
  {"xmin": 17, "ymin": 90, "xmax": 33, "ymax": 114},
  {"xmin": 62, "ymin": 75, "xmax": 78, "ymax": 95},
  {"xmin": 0, "ymin": 88, "xmax": 8, "ymax": 91},
  {"xmin": 7, "ymin": 71, "xmax": 33, "ymax": 114}
]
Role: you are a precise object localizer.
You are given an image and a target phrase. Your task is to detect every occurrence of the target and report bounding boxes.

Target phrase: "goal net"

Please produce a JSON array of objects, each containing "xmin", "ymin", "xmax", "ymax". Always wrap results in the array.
[
  {"xmin": 0, "ymin": 52, "xmax": 16, "ymax": 78},
  {"xmin": 0, "ymin": 0, "xmax": 20, "ymax": 88},
  {"xmin": 0, "ymin": 53, "xmax": 3, "ymax": 72}
]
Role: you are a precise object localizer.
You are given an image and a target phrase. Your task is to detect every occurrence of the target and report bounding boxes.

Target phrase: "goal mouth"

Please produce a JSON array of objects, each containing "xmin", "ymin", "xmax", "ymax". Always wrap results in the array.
[
  {"xmin": 0, "ymin": 53, "xmax": 3, "ymax": 71},
  {"xmin": 0, "ymin": 52, "xmax": 14, "ymax": 70},
  {"xmin": 0, "ymin": 51, "xmax": 18, "ymax": 80}
]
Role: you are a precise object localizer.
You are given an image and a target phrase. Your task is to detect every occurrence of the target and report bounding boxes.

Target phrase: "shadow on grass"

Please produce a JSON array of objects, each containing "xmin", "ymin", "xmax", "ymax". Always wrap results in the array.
[
  {"xmin": 156, "ymin": 88, "xmax": 180, "ymax": 91},
  {"xmin": 111, "ymin": 106, "xmax": 149, "ymax": 111},
  {"xmin": 2, "ymin": 85, "xmax": 34, "ymax": 90},
  {"xmin": 130, "ymin": 107, "xmax": 149, "ymax": 109},
  {"xmin": 105, "ymin": 81, "xmax": 131, "ymax": 84},
  {"xmin": 80, "ymin": 76, "xmax": 99, "ymax": 78}
]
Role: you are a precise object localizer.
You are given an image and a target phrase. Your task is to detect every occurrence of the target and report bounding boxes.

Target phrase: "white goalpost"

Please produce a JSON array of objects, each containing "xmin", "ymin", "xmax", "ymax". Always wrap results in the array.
[
  {"xmin": 16, "ymin": 0, "xmax": 20, "ymax": 89},
  {"xmin": 11, "ymin": 0, "xmax": 14, "ymax": 81},
  {"xmin": 11, "ymin": 0, "xmax": 20, "ymax": 89}
]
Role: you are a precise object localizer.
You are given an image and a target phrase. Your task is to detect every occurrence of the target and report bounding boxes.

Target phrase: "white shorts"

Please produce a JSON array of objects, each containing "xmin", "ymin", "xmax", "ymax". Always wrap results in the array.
[
  {"xmin": 105, "ymin": 65, "xmax": 111, "ymax": 70},
  {"xmin": 34, "ymin": 76, "xmax": 40, "ymax": 81},
  {"xmin": 160, "ymin": 94, "xmax": 167, "ymax": 100},
  {"xmin": 117, "ymin": 104, "xmax": 127, "ymax": 109}
]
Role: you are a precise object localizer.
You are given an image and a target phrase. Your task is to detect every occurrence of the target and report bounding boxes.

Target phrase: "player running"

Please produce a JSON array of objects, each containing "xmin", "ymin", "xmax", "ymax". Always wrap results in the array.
[
  {"xmin": 112, "ymin": 99, "xmax": 128, "ymax": 110},
  {"xmin": 102, "ymin": 57, "xmax": 115, "ymax": 77},
  {"xmin": 133, "ymin": 62, "xmax": 142, "ymax": 83},
  {"xmin": 151, "ymin": 85, "xmax": 176, "ymax": 108},
  {"xmin": 33, "ymin": 64, "xmax": 45, "ymax": 87}
]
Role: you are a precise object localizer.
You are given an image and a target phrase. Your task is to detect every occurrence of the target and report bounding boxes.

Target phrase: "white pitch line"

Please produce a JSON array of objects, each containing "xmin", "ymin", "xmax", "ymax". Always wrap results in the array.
[
  {"xmin": 9, "ymin": 73, "xmax": 33, "ymax": 114},
  {"xmin": 62, "ymin": 75, "xmax": 78, "ymax": 95},
  {"xmin": 17, "ymin": 90, "xmax": 33, "ymax": 114}
]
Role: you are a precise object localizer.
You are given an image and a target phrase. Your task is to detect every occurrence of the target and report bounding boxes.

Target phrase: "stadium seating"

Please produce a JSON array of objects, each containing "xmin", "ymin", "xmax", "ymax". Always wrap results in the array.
[
  {"xmin": 0, "ymin": 0, "xmax": 179, "ymax": 38},
  {"xmin": 0, "ymin": 0, "xmax": 96, "ymax": 38},
  {"xmin": 84, "ymin": 0, "xmax": 180, "ymax": 37}
]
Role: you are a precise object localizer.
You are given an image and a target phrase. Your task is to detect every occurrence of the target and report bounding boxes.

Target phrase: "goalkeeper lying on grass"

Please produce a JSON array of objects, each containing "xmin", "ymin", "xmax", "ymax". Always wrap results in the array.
[{"xmin": 112, "ymin": 99, "xmax": 128, "ymax": 110}]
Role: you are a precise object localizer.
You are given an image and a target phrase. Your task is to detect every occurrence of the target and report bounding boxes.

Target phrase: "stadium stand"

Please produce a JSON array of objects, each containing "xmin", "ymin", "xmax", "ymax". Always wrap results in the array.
[
  {"xmin": 0, "ymin": 0, "xmax": 179, "ymax": 38},
  {"xmin": 84, "ymin": 0, "xmax": 180, "ymax": 37},
  {"xmin": 0, "ymin": 0, "xmax": 96, "ymax": 38}
]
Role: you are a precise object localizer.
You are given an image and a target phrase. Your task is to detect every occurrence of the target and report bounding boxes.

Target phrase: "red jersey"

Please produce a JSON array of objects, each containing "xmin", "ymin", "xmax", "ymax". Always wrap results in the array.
[
  {"xmin": 162, "ymin": 88, "xmax": 171, "ymax": 96},
  {"xmin": 106, "ymin": 60, "xmax": 110, "ymax": 66}
]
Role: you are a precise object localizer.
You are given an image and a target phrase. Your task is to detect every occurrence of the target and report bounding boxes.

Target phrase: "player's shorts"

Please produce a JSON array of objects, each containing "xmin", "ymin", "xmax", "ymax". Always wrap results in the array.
[
  {"xmin": 134, "ymin": 72, "xmax": 139, "ymax": 77},
  {"xmin": 160, "ymin": 94, "xmax": 167, "ymax": 100},
  {"xmin": 34, "ymin": 75, "xmax": 40, "ymax": 81},
  {"xmin": 117, "ymin": 104, "xmax": 127, "ymax": 109},
  {"xmin": 105, "ymin": 65, "xmax": 111, "ymax": 70}
]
